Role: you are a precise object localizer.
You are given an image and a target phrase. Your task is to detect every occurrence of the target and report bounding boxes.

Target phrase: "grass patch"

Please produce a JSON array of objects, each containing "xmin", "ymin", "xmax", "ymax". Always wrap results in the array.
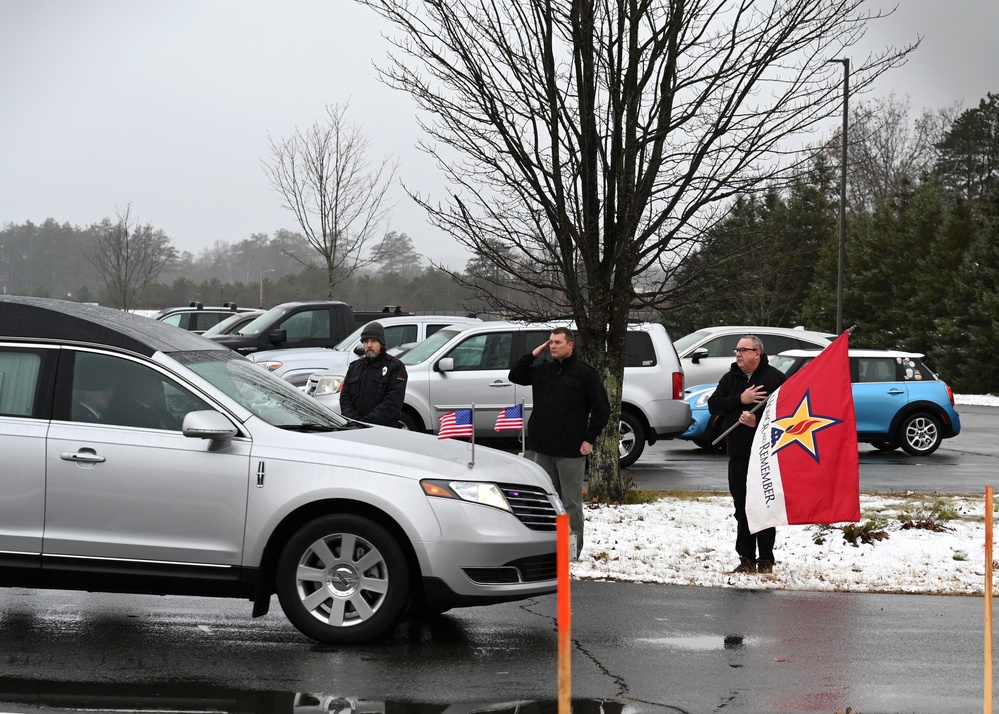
[
  {"xmin": 810, "ymin": 524, "xmax": 835, "ymax": 545},
  {"xmin": 841, "ymin": 518, "xmax": 890, "ymax": 546},
  {"xmin": 897, "ymin": 497, "xmax": 959, "ymax": 524}
]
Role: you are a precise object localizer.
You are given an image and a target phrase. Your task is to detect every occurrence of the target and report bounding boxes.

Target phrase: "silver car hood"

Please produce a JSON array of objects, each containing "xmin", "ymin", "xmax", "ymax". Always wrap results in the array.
[{"xmin": 264, "ymin": 422, "xmax": 552, "ymax": 489}]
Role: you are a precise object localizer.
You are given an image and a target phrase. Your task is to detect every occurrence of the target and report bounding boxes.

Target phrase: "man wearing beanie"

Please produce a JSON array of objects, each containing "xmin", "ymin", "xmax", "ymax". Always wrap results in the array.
[{"xmin": 338, "ymin": 321, "xmax": 408, "ymax": 427}]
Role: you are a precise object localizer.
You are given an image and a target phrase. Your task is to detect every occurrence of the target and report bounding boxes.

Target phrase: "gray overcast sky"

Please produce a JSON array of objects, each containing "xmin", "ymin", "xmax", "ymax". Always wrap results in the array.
[{"xmin": 1, "ymin": 1, "xmax": 997, "ymax": 269}]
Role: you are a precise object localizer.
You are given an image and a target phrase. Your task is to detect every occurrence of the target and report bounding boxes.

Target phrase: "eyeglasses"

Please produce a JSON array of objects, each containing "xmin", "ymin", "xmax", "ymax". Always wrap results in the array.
[{"xmin": 733, "ymin": 347, "xmax": 759, "ymax": 354}]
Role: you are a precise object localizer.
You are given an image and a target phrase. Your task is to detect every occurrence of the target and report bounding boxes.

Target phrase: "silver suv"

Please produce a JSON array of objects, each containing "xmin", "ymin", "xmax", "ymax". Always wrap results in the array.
[
  {"xmin": 674, "ymin": 325, "xmax": 836, "ymax": 387},
  {"xmin": 152, "ymin": 302, "xmax": 254, "ymax": 334},
  {"xmin": 310, "ymin": 321, "xmax": 690, "ymax": 468},
  {"xmin": 0, "ymin": 296, "xmax": 561, "ymax": 644},
  {"xmin": 250, "ymin": 315, "xmax": 481, "ymax": 389}
]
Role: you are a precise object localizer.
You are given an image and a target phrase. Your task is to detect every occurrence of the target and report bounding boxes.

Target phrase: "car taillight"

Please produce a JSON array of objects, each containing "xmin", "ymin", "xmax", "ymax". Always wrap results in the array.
[
  {"xmin": 946, "ymin": 384, "xmax": 955, "ymax": 406},
  {"xmin": 672, "ymin": 372, "xmax": 684, "ymax": 400}
]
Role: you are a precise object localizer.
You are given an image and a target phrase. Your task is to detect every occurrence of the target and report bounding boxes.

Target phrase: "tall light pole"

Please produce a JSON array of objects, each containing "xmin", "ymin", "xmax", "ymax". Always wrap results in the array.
[{"xmin": 828, "ymin": 58, "xmax": 849, "ymax": 335}]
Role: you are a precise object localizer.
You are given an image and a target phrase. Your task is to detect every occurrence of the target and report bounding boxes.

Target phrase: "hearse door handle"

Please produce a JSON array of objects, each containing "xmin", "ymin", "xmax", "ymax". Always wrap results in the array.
[{"xmin": 61, "ymin": 449, "xmax": 106, "ymax": 464}]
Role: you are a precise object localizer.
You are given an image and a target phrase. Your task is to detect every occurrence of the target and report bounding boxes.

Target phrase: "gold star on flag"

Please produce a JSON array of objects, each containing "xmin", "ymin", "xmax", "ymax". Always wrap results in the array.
[{"xmin": 771, "ymin": 392, "xmax": 841, "ymax": 459}]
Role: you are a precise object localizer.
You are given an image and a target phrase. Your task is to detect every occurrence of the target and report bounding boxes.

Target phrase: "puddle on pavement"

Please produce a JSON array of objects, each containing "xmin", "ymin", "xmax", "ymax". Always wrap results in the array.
[
  {"xmin": 0, "ymin": 678, "xmax": 642, "ymax": 714},
  {"xmin": 635, "ymin": 633, "xmax": 759, "ymax": 650}
]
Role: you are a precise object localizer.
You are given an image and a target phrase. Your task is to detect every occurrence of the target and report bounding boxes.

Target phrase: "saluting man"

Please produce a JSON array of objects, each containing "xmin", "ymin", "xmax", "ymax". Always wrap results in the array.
[{"xmin": 339, "ymin": 322, "xmax": 408, "ymax": 427}]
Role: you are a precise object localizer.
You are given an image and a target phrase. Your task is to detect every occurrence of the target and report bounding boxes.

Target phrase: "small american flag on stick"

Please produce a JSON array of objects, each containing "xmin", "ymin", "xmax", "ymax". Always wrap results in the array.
[
  {"xmin": 438, "ymin": 409, "xmax": 474, "ymax": 439},
  {"xmin": 494, "ymin": 404, "xmax": 524, "ymax": 431}
]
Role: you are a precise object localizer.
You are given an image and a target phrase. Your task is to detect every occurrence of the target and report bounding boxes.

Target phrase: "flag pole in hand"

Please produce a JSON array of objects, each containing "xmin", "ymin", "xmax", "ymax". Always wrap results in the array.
[{"xmin": 711, "ymin": 396, "xmax": 770, "ymax": 447}]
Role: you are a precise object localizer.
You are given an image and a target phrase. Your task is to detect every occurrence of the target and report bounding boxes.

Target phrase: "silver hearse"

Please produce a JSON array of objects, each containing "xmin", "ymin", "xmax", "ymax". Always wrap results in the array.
[{"xmin": 0, "ymin": 296, "xmax": 560, "ymax": 643}]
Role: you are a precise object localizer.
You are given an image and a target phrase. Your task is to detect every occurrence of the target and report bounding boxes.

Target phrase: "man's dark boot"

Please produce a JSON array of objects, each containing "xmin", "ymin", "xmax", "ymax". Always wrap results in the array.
[{"xmin": 729, "ymin": 557, "xmax": 755, "ymax": 574}]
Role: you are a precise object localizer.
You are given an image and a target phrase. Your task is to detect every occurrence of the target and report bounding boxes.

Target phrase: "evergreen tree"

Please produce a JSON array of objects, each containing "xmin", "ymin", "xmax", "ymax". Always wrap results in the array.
[
  {"xmin": 799, "ymin": 179, "xmax": 954, "ymax": 348},
  {"xmin": 370, "ymin": 231, "xmax": 423, "ymax": 278},
  {"xmin": 935, "ymin": 93, "xmax": 999, "ymax": 205},
  {"xmin": 669, "ymin": 156, "xmax": 836, "ymax": 335},
  {"xmin": 930, "ymin": 184, "xmax": 999, "ymax": 393},
  {"xmin": 904, "ymin": 187, "xmax": 975, "ymax": 355}
]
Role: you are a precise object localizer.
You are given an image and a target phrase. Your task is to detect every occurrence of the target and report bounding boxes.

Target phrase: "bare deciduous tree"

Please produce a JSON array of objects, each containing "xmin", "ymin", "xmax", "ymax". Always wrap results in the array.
[
  {"xmin": 360, "ymin": 0, "xmax": 914, "ymax": 499},
  {"xmin": 89, "ymin": 203, "xmax": 175, "ymax": 311},
  {"xmin": 264, "ymin": 103, "xmax": 399, "ymax": 299},
  {"xmin": 822, "ymin": 93, "xmax": 957, "ymax": 212}
]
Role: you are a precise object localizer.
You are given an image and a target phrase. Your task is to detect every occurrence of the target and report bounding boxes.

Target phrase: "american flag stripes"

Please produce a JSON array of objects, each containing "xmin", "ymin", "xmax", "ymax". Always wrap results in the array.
[
  {"xmin": 494, "ymin": 404, "xmax": 524, "ymax": 431},
  {"xmin": 438, "ymin": 409, "xmax": 474, "ymax": 439}
]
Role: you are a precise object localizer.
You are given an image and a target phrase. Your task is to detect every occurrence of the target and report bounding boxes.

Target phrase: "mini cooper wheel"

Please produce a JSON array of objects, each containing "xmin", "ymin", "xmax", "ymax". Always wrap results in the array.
[
  {"xmin": 898, "ymin": 412, "xmax": 943, "ymax": 456},
  {"xmin": 276, "ymin": 515, "xmax": 410, "ymax": 644},
  {"xmin": 618, "ymin": 411, "xmax": 646, "ymax": 468}
]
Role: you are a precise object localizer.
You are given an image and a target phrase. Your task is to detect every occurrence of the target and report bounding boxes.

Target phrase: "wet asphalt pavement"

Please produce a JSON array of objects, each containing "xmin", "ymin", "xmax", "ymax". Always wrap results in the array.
[{"xmin": 0, "ymin": 580, "xmax": 994, "ymax": 713}]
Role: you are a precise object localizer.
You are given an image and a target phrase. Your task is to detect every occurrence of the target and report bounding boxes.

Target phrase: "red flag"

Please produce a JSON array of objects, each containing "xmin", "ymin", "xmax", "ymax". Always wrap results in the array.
[
  {"xmin": 438, "ymin": 409, "xmax": 474, "ymax": 439},
  {"xmin": 746, "ymin": 332, "xmax": 860, "ymax": 533},
  {"xmin": 494, "ymin": 404, "xmax": 524, "ymax": 431}
]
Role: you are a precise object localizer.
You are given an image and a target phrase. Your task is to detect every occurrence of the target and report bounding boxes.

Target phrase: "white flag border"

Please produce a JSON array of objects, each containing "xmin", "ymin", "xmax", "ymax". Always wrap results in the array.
[{"xmin": 746, "ymin": 387, "xmax": 789, "ymax": 534}]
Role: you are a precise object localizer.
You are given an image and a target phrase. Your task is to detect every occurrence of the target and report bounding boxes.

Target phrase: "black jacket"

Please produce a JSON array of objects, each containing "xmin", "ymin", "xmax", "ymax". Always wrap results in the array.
[
  {"xmin": 339, "ymin": 351, "xmax": 408, "ymax": 427},
  {"xmin": 707, "ymin": 354, "xmax": 786, "ymax": 458},
  {"xmin": 509, "ymin": 351, "xmax": 611, "ymax": 458}
]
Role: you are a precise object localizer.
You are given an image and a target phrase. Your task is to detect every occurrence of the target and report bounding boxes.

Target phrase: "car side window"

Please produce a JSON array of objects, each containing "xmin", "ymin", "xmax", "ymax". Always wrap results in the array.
[
  {"xmin": 0, "ymin": 349, "xmax": 43, "ymax": 417},
  {"xmin": 197, "ymin": 313, "xmax": 228, "ymax": 332},
  {"xmin": 856, "ymin": 358, "xmax": 896, "ymax": 383},
  {"xmin": 481, "ymin": 333, "xmax": 513, "ymax": 369},
  {"xmin": 702, "ymin": 335, "xmax": 739, "ymax": 357},
  {"xmin": 900, "ymin": 357, "xmax": 929, "ymax": 381},
  {"xmin": 281, "ymin": 310, "xmax": 330, "ymax": 341},
  {"xmin": 159, "ymin": 313, "xmax": 185, "ymax": 329},
  {"xmin": 447, "ymin": 332, "xmax": 513, "ymax": 371},
  {"xmin": 762, "ymin": 335, "xmax": 798, "ymax": 355},
  {"xmin": 624, "ymin": 332, "xmax": 657, "ymax": 368},
  {"xmin": 384, "ymin": 325, "xmax": 418, "ymax": 348},
  {"xmin": 70, "ymin": 352, "xmax": 212, "ymax": 430}
]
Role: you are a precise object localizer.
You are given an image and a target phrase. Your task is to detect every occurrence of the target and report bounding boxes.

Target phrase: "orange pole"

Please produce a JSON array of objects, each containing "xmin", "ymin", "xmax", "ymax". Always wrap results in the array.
[
  {"xmin": 557, "ymin": 513, "xmax": 571, "ymax": 714},
  {"xmin": 987, "ymin": 486, "xmax": 994, "ymax": 714}
]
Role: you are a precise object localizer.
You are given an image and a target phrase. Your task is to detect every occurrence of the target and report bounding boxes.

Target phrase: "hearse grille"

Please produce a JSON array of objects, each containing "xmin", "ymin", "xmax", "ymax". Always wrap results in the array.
[{"xmin": 499, "ymin": 484, "xmax": 558, "ymax": 532}]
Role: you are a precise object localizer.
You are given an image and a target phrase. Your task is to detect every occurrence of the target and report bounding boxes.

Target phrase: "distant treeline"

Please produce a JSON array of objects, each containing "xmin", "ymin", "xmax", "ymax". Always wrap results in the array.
[{"xmin": 0, "ymin": 221, "xmax": 476, "ymax": 314}]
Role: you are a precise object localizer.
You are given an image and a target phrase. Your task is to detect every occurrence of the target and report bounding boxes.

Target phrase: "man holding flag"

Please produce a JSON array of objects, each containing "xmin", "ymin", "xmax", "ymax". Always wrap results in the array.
[{"xmin": 708, "ymin": 335, "xmax": 786, "ymax": 574}]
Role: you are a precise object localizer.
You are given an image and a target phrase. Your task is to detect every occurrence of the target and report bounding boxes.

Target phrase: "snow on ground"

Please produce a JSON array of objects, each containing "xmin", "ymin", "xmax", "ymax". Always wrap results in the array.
[
  {"xmin": 575, "ymin": 494, "xmax": 993, "ymax": 596},
  {"xmin": 572, "ymin": 395, "xmax": 999, "ymax": 596},
  {"xmin": 955, "ymin": 394, "xmax": 999, "ymax": 407}
]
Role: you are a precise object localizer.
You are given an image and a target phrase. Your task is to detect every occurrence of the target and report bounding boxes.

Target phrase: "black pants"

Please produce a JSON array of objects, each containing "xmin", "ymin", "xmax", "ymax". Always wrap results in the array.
[{"xmin": 728, "ymin": 456, "xmax": 776, "ymax": 562}]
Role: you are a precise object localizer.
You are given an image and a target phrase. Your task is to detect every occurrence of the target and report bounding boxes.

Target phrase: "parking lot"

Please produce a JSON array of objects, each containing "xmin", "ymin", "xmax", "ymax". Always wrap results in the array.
[{"xmin": 624, "ymin": 404, "xmax": 999, "ymax": 496}]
